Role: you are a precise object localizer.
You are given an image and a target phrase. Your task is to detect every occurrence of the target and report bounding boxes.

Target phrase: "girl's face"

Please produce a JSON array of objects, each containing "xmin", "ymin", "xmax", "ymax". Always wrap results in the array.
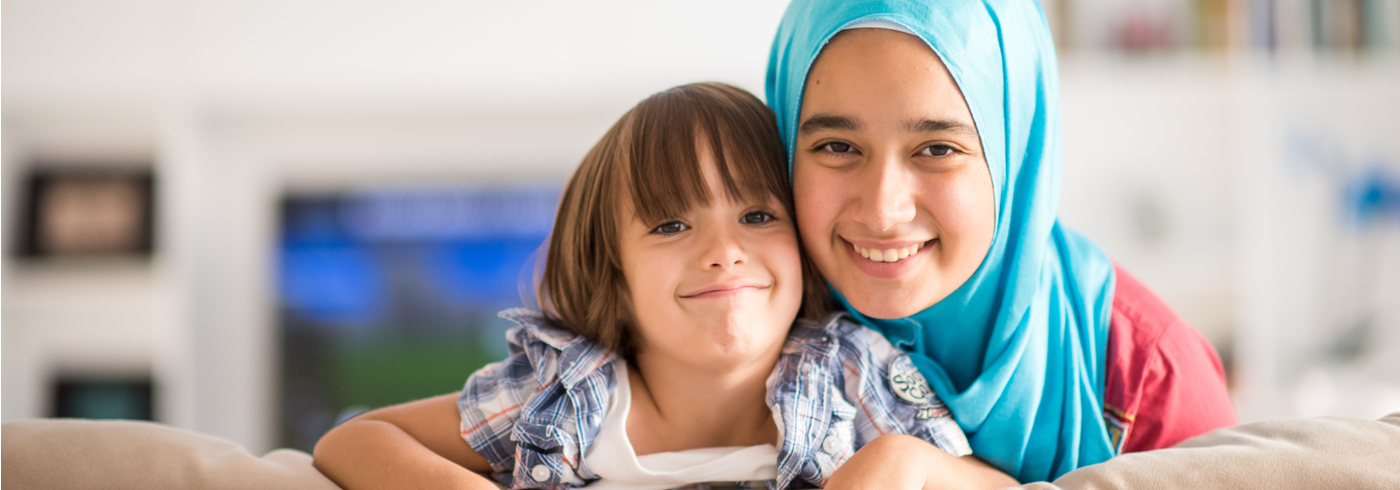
[
  {"xmin": 618, "ymin": 147, "xmax": 803, "ymax": 372},
  {"xmin": 793, "ymin": 29, "xmax": 995, "ymax": 319}
]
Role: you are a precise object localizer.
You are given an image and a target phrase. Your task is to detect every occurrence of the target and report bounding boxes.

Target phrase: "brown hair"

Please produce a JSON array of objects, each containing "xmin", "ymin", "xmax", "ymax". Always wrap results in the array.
[{"xmin": 539, "ymin": 82, "xmax": 831, "ymax": 357}]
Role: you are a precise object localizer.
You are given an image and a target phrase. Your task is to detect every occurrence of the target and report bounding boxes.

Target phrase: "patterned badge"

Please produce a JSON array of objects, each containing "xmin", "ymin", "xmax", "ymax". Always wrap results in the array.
[
  {"xmin": 889, "ymin": 354, "xmax": 935, "ymax": 405},
  {"xmin": 888, "ymin": 354, "xmax": 949, "ymax": 420}
]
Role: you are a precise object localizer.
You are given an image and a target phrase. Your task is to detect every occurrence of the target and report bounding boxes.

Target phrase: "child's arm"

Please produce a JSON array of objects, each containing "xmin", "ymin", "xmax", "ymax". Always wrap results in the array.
[
  {"xmin": 312, "ymin": 393, "xmax": 500, "ymax": 490},
  {"xmin": 824, "ymin": 434, "xmax": 1018, "ymax": 490}
]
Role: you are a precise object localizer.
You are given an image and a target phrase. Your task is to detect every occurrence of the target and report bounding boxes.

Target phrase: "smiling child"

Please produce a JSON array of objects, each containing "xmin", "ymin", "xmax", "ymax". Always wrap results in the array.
[{"xmin": 311, "ymin": 82, "xmax": 999, "ymax": 490}]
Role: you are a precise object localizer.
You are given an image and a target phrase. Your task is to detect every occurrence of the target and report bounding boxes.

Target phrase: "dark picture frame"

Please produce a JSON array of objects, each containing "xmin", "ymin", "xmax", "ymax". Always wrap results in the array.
[
  {"xmin": 19, "ymin": 167, "xmax": 156, "ymax": 258},
  {"xmin": 51, "ymin": 376, "xmax": 156, "ymax": 421}
]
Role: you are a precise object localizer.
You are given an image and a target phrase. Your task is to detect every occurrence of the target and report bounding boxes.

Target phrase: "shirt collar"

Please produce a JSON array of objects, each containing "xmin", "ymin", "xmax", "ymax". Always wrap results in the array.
[{"xmin": 498, "ymin": 308, "xmax": 617, "ymax": 389}]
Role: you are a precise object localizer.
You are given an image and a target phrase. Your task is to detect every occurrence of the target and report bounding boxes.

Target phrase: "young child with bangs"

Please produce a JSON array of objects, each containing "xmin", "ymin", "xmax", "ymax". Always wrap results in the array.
[{"xmin": 312, "ymin": 83, "xmax": 1000, "ymax": 490}]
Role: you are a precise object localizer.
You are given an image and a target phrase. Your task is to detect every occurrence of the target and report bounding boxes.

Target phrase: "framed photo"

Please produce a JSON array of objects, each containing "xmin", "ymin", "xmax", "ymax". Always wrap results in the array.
[
  {"xmin": 52, "ymin": 376, "xmax": 155, "ymax": 421},
  {"xmin": 21, "ymin": 168, "xmax": 155, "ymax": 257}
]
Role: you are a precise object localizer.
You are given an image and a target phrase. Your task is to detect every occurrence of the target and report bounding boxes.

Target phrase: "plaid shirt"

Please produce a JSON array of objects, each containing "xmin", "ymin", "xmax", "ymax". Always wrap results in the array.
[{"xmin": 459, "ymin": 309, "xmax": 971, "ymax": 490}]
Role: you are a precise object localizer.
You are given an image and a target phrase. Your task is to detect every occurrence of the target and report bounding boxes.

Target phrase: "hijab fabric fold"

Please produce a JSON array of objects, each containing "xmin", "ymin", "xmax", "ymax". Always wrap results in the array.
[{"xmin": 766, "ymin": 0, "xmax": 1118, "ymax": 481}]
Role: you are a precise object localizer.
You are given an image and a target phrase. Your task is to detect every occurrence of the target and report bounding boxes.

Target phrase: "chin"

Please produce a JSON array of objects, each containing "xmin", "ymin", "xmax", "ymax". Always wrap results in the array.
[
  {"xmin": 714, "ymin": 321, "xmax": 791, "ymax": 361},
  {"xmin": 834, "ymin": 274, "xmax": 942, "ymax": 319},
  {"xmin": 845, "ymin": 297, "xmax": 925, "ymax": 319}
]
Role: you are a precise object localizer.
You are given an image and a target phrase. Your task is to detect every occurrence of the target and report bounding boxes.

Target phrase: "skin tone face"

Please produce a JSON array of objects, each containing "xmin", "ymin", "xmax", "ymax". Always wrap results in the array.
[
  {"xmin": 793, "ymin": 28, "xmax": 996, "ymax": 319},
  {"xmin": 618, "ymin": 158, "xmax": 803, "ymax": 376},
  {"xmin": 616, "ymin": 145, "xmax": 801, "ymax": 453}
]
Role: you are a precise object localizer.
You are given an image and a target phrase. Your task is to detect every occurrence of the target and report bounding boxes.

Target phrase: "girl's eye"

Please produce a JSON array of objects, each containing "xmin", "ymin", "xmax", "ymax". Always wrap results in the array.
[
  {"xmin": 920, "ymin": 144, "xmax": 956, "ymax": 157},
  {"xmin": 651, "ymin": 221, "xmax": 688, "ymax": 235},
  {"xmin": 741, "ymin": 211, "xmax": 776, "ymax": 225},
  {"xmin": 819, "ymin": 141, "xmax": 855, "ymax": 154}
]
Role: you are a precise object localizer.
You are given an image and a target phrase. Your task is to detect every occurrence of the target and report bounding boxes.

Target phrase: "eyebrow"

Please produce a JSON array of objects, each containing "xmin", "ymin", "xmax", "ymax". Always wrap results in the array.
[
  {"xmin": 799, "ymin": 113, "xmax": 978, "ymax": 138},
  {"xmin": 907, "ymin": 118, "xmax": 978, "ymax": 137},
  {"xmin": 798, "ymin": 114, "xmax": 860, "ymax": 134}
]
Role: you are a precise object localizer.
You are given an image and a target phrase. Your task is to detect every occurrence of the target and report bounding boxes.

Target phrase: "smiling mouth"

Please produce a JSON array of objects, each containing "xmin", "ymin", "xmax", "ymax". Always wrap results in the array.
[
  {"xmin": 850, "ymin": 240, "xmax": 930, "ymax": 263},
  {"xmin": 681, "ymin": 282, "xmax": 769, "ymax": 299}
]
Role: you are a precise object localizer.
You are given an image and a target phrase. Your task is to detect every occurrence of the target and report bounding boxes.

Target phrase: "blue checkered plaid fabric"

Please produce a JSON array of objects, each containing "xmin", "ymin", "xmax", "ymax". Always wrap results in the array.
[{"xmin": 459, "ymin": 309, "xmax": 971, "ymax": 490}]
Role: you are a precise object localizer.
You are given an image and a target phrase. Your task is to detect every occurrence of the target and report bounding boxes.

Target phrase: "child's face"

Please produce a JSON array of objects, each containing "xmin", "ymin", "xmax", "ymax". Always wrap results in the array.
[
  {"xmin": 792, "ymin": 29, "xmax": 995, "ymax": 319},
  {"xmin": 618, "ymin": 149, "xmax": 804, "ymax": 372}
]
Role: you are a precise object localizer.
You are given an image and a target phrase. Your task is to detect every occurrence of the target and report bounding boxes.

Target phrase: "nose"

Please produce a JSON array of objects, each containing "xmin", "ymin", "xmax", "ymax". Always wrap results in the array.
[
  {"xmin": 699, "ymin": 223, "xmax": 747, "ymax": 270},
  {"xmin": 850, "ymin": 152, "xmax": 917, "ymax": 232}
]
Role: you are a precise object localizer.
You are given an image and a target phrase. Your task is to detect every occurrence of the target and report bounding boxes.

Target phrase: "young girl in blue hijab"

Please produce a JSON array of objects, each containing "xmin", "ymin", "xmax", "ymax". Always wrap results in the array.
[{"xmin": 767, "ymin": 0, "xmax": 1237, "ymax": 483}]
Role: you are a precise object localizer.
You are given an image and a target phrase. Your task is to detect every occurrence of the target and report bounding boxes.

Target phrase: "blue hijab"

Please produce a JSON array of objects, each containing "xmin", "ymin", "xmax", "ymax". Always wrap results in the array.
[{"xmin": 767, "ymin": 0, "xmax": 1117, "ymax": 482}]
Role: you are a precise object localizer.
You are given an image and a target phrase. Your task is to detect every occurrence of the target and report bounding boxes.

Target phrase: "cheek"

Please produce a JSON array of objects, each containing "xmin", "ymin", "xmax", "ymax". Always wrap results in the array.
[
  {"xmin": 792, "ymin": 163, "xmax": 843, "ymax": 248},
  {"xmin": 620, "ymin": 250, "xmax": 673, "ymax": 322},
  {"xmin": 921, "ymin": 166, "xmax": 996, "ymax": 260},
  {"xmin": 772, "ymin": 236, "xmax": 806, "ymax": 293}
]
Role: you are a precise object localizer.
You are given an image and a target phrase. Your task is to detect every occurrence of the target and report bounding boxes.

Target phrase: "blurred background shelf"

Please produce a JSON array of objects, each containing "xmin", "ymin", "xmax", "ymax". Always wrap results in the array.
[
  {"xmin": 1045, "ymin": 0, "xmax": 1400, "ymax": 55},
  {"xmin": 4, "ymin": 0, "xmax": 1398, "ymax": 454}
]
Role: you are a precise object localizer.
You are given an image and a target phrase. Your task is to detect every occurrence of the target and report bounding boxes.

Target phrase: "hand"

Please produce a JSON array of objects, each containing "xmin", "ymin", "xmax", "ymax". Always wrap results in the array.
[{"xmin": 823, "ymin": 435, "xmax": 1018, "ymax": 490}]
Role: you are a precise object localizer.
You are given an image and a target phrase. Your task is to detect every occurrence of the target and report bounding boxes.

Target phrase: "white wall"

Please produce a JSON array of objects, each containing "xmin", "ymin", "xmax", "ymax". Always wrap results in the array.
[
  {"xmin": 4, "ymin": 0, "xmax": 1398, "ymax": 453},
  {"xmin": 1058, "ymin": 56, "xmax": 1400, "ymax": 422},
  {"xmin": 3, "ymin": 0, "xmax": 793, "ymax": 453}
]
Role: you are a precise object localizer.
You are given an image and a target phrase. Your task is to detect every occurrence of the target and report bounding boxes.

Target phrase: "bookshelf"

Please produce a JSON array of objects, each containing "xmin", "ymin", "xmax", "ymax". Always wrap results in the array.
[{"xmin": 1043, "ymin": 0, "xmax": 1400, "ymax": 54}]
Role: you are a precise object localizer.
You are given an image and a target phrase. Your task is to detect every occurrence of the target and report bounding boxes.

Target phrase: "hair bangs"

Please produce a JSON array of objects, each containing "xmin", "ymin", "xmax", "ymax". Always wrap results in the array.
[{"xmin": 624, "ymin": 84, "xmax": 792, "ymax": 226}]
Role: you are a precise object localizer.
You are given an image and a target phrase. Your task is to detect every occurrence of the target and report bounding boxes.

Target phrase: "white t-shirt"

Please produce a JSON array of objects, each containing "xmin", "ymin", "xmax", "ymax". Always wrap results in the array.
[{"xmin": 583, "ymin": 362, "xmax": 780, "ymax": 490}]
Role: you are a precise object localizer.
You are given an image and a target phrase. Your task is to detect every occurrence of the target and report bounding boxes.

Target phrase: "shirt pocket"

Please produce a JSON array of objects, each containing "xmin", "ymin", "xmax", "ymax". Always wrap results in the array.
[{"xmin": 512, "ymin": 419, "xmax": 587, "ymax": 489}]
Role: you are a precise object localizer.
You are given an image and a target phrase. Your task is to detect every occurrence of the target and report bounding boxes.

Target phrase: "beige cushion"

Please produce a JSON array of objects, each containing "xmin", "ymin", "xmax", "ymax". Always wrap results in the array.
[
  {"xmin": 1013, "ymin": 412, "xmax": 1400, "ymax": 490},
  {"xmin": 2, "ymin": 419, "xmax": 342, "ymax": 490},
  {"xmin": 5, "ymin": 413, "xmax": 1400, "ymax": 489}
]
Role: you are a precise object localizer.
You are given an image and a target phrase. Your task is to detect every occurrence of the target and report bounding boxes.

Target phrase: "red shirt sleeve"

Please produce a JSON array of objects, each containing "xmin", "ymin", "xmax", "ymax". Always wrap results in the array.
[{"xmin": 1102, "ymin": 264, "xmax": 1238, "ymax": 453}]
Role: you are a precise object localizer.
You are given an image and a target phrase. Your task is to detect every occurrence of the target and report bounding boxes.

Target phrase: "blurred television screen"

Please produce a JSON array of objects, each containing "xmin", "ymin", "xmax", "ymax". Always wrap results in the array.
[{"xmin": 277, "ymin": 183, "xmax": 559, "ymax": 451}]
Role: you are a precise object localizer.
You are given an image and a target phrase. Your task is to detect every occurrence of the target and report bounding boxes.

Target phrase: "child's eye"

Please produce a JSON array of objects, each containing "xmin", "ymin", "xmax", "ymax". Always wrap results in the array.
[
  {"xmin": 819, "ymin": 141, "xmax": 855, "ymax": 154},
  {"xmin": 740, "ymin": 211, "xmax": 776, "ymax": 225},
  {"xmin": 651, "ymin": 221, "xmax": 689, "ymax": 235},
  {"xmin": 918, "ymin": 144, "xmax": 956, "ymax": 157}
]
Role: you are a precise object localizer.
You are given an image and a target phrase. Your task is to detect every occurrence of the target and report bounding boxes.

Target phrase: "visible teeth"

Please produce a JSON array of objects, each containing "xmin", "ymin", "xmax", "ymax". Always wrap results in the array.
[{"xmin": 853, "ymin": 243, "xmax": 924, "ymax": 263}]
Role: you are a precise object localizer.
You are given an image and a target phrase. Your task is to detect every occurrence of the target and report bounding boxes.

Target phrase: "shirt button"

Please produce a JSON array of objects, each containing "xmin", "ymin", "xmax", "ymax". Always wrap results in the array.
[
  {"xmin": 531, "ymin": 464, "xmax": 551, "ymax": 482},
  {"xmin": 822, "ymin": 434, "xmax": 844, "ymax": 454}
]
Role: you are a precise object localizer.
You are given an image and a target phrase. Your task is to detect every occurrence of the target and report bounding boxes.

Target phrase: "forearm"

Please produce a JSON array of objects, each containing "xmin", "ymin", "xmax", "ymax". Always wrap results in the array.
[
  {"xmin": 313, "ymin": 419, "xmax": 498, "ymax": 490},
  {"xmin": 902, "ymin": 436, "xmax": 1016, "ymax": 490},
  {"xmin": 933, "ymin": 454, "xmax": 1019, "ymax": 490},
  {"xmin": 826, "ymin": 434, "xmax": 1018, "ymax": 490}
]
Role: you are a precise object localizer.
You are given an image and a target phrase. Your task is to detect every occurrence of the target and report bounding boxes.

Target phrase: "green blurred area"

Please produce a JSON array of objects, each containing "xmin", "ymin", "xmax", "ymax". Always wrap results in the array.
[{"xmin": 327, "ymin": 335, "xmax": 498, "ymax": 411}]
